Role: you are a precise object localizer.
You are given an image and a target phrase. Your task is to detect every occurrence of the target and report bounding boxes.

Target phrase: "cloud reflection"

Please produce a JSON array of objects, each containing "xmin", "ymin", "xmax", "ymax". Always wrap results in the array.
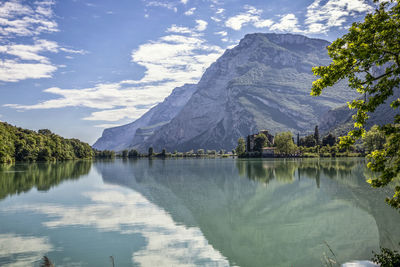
[
  {"xmin": 0, "ymin": 234, "xmax": 53, "ymax": 267},
  {"xmin": 3, "ymin": 188, "xmax": 231, "ymax": 267}
]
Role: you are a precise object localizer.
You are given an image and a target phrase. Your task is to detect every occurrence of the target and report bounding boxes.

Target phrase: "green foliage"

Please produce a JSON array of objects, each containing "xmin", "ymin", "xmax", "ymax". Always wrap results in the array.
[
  {"xmin": 94, "ymin": 150, "xmax": 115, "ymax": 158},
  {"xmin": 121, "ymin": 149, "xmax": 129, "ymax": 158},
  {"xmin": 0, "ymin": 122, "xmax": 93, "ymax": 162},
  {"xmin": 207, "ymin": 149, "xmax": 217, "ymax": 155},
  {"xmin": 254, "ymin": 133, "xmax": 270, "ymax": 152},
  {"xmin": 161, "ymin": 148, "xmax": 167, "ymax": 157},
  {"xmin": 314, "ymin": 125, "xmax": 320, "ymax": 145},
  {"xmin": 148, "ymin": 147, "xmax": 154, "ymax": 156},
  {"xmin": 128, "ymin": 149, "xmax": 139, "ymax": 158},
  {"xmin": 372, "ymin": 247, "xmax": 400, "ymax": 267},
  {"xmin": 197, "ymin": 149, "xmax": 205, "ymax": 155},
  {"xmin": 300, "ymin": 135, "xmax": 317, "ymax": 147},
  {"xmin": 362, "ymin": 125, "xmax": 386, "ymax": 153},
  {"xmin": 311, "ymin": 0, "xmax": 400, "ymax": 209},
  {"xmin": 322, "ymin": 133, "xmax": 337, "ymax": 147},
  {"xmin": 235, "ymin": 137, "xmax": 246, "ymax": 155},
  {"xmin": 274, "ymin": 132, "xmax": 297, "ymax": 155}
]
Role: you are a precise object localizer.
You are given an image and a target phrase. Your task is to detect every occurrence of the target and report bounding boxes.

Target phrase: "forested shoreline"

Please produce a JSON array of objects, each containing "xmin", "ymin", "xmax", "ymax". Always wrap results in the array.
[{"xmin": 0, "ymin": 122, "xmax": 93, "ymax": 163}]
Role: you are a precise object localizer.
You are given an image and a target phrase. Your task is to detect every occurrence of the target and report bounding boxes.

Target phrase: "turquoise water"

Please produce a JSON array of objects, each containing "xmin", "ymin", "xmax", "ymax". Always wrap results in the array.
[{"xmin": 0, "ymin": 158, "xmax": 399, "ymax": 266}]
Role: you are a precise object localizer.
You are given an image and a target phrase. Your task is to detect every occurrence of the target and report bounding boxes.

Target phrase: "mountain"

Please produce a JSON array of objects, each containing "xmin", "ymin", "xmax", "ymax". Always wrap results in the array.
[
  {"xmin": 93, "ymin": 84, "xmax": 197, "ymax": 151},
  {"xmin": 319, "ymin": 89, "xmax": 400, "ymax": 136},
  {"xmin": 134, "ymin": 33, "xmax": 357, "ymax": 152}
]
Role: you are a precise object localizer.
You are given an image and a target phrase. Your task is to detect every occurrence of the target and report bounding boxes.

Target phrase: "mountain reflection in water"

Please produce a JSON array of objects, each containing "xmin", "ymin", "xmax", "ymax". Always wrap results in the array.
[{"xmin": 95, "ymin": 158, "xmax": 400, "ymax": 267}]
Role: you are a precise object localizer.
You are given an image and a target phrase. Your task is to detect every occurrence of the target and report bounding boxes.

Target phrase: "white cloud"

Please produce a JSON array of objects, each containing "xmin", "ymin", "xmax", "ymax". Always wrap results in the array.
[
  {"xmin": 0, "ymin": 39, "xmax": 87, "ymax": 82},
  {"xmin": 146, "ymin": 1, "xmax": 178, "ymax": 12},
  {"xmin": 130, "ymin": 34, "xmax": 222, "ymax": 85},
  {"xmin": 0, "ymin": 0, "xmax": 58, "ymax": 37},
  {"xmin": 0, "ymin": 234, "xmax": 53, "ymax": 267},
  {"xmin": 0, "ymin": 59, "xmax": 57, "ymax": 82},
  {"xmin": 94, "ymin": 123, "xmax": 124, "ymax": 128},
  {"xmin": 0, "ymin": 1, "xmax": 86, "ymax": 82},
  {"xmin": 270, "ymin": 14, "xmax": 302, "ymax": 32},
  {"xmin": 184, "ymin": 7, "xmax": 196, "ymax": 16},
  {"xmin": 225, "ymin": 5, "xmax": 271, "ymax": 31},
  {"xmin": 195, "ymin": 19, "xmax": 208, "ymax": 31},
  {"xmin": 59, "ymin": 47, "xmax": 87, "ymax": 55},
  {"xmin": 216, "ymin": 8, "xmax": 225, "ymax": 14},
  {"xmin": 166, "ymin": 25, "xmax": 192, "ymax": 34},
  {"xmin": 180, "ymin": 0, "xmax": 188, "ymax": 4},
  {"xmin": 254, "ymin": 19, "xmax": 274, "ymax": 28},
  {"xmin": 6, "ymin": 29, "xmax": 223, "ymax": 122},
  {"xmin": 215, "ymin": 31, "xmax": 227, "ymax": 37},
  {"xmin": 305, "ymin": 0, "xmax": 373, "ymax": 34},
  {"xmin": 210, "ymin": 16, "xmax": 221, "ymax": 22},
  {"xmin": 0, "ymin": 39, "xmax": 58, "ymax": 63},
  {"xmin": 83, "ymin": 106, "xmax": 151, "ymax": 121}
]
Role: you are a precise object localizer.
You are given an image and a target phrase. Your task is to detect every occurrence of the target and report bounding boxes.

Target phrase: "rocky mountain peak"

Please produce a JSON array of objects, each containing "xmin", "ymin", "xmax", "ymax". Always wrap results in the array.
[{"xmin": 94, "ymin": 33, "xmax": 357, "ymax": 152}]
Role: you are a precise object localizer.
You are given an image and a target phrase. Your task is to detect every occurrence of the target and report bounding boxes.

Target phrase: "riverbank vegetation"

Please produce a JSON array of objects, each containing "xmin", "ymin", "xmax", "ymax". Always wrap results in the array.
[
  {"xmin": 235, "ymin": 125, "xmax": 386, "ymax": 159},
  {"xmin": 0, "ymin": 122, "xmax": 93, "ymax": 163},
  {"xmin": 105, "ymin": 148, "xmax": 234, "ymax": 159}
]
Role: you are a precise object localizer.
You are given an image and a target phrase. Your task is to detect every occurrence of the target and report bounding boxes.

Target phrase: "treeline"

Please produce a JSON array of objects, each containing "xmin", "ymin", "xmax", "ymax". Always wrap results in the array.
[
  {"xmin": 0, "ymin": 122, "xmax": 93, "ymax": 163},
  {"xmin": 95, "ymin": 147, "xmax": 232, "ymax": 159},
  {"xmin": 235, "ymin": 125, "xmax": 384, "ymax": 158}
]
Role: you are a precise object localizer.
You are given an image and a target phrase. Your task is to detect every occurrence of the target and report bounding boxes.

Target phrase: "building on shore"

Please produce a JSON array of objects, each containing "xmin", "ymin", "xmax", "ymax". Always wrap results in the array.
[{"xmin": 246, "ymin": 130, "xmax": 274, "ymax": 153}]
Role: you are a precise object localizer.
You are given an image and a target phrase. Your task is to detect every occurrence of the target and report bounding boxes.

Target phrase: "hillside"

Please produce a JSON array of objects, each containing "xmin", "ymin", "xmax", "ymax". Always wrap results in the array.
[
  {"xmin": 319, "ymin": 89, "xmax": 400, "ymax": 136},
  {"xmin": 136, "ymin": 33, "xmax": 357, "ymax": 152},
  {"xmin": 0, "ymin": 122, "xmax": 93, "ymax": 163},
  {"xmin": 93, "ymin": 84, "xmax": 197, "ymax": 151}
]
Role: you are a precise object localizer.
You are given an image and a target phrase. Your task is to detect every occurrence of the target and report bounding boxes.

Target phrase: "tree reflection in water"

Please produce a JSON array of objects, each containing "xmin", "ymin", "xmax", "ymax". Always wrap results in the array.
[{"xmin": 0, "ymin": 160, "xmax": 92, "ymax": 199}]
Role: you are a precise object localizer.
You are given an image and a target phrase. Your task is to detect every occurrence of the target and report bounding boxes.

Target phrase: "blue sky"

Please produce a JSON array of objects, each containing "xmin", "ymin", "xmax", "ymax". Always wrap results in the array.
[{"xmin": 0, "ymin": 0, "xmax": 376, "ymax": 144}]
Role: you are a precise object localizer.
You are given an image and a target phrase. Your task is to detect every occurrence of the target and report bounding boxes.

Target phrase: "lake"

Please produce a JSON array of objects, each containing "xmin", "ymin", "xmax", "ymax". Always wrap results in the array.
[{"xmin": 0, "ymin": 158, "xmax": 399, "ymax": 266}]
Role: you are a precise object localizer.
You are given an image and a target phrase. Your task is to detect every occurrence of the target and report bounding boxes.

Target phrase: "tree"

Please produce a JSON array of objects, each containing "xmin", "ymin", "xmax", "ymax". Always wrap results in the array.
[
  {"xmin": 363, "ymin": 125, "xmax": 386, "ymax": 153},
  {"xmin": 161, "ymin": 148, "xmax": 167, "ymax": 157},
  {"xmin": 38, "ymin": 129, "xmax": 52, "ymax": 135},
  {"xmin": 274, "ymin": 132, "xmax": 297, "ymax": 155},
  {"xmin": 38, "ymin": 147, "xmax": 52, "ymax": 161},
  {"xmin": 314, "ymin": 125, "xmax": 320, "ymax": 145},
  {"xmin": 128, "ymin": 149, "xmax": 139, "ymax": 158},
  {"xmin": 148, "ymin": 147, "xmax": 154, "ymax": 157},
  {"xmin": 235, "ymin": 137, "xmax": 246, "ymax": 155},
  {"xmin": 311, "ymin": 0, "xmax": 400, "ymax": 209},
  {"xmin": 122, "ymin": 149, "xmax": 128, "ymax": 158},
  {"xmin": 197, "ymin": 149, "xmax": 204, "ymax": 155},
  {"xmin": 297, "ymin": 133, "xmax": 300, "ymax": 146},
  {"xmin": 254, "ymin": 133, "xmax": 270, "ymax": 152},
  {"xmin": 322, "ymin": 133, "xmax": 336, "ymax": 147},
  {"xmin": 300, "ymin": 135, "xmax": 317, "ymax": 148}
]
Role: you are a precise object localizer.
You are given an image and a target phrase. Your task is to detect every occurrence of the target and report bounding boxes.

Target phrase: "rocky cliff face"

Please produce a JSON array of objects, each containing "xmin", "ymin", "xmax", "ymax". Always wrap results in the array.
[
  {"xmin": 92, "ymin": 84, "xmax": 197, "ymax": 151},
  {"xmin": 319, "ymin": 89, "xmax": 400, "ymax": 136},
  {"xmin": 136, "ymin": 33, "xmax": 357, "ymax": 152}
]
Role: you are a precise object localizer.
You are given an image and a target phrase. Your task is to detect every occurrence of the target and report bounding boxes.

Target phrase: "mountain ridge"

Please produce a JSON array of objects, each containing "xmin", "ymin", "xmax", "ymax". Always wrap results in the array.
[
  {"xmin": 135, "ymin": 33, "xmax": 357, "ymax": 152},
  {"xmin": 94, "ymin": 33, "xmax": 360, "ymax": 152},
  {"xmin": 93, "ymin": 84, "xmax": 197, "ymax": 150}
]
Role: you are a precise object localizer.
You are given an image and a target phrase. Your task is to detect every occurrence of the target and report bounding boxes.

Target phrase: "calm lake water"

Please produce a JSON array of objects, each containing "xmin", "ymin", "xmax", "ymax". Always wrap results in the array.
[{"xmin": 0, "ymin": 158, "xmax": 399, "ymax": 267}]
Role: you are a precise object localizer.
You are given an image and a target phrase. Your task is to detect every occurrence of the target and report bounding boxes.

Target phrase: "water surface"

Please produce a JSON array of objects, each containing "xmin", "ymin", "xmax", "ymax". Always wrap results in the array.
[{"xmin": 0, "ymin": 158, "xmax": 399, "ymax": 266}]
